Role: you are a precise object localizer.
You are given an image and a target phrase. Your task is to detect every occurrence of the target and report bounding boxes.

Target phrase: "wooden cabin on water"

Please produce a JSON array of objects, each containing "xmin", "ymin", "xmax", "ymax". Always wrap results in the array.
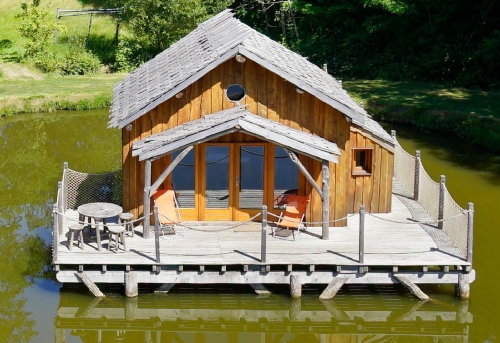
[
  {"xmin": 109, "ymin": 9, "xmax": 394, "ymax": 232},
  {"xmin": 53, "ymin": 9, "xmax": 475, "ymax": 300}
]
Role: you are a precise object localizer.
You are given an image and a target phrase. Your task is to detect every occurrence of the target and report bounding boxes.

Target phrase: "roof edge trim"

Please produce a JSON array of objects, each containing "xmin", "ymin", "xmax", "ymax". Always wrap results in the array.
[
  {"xmin": 237, "ymin": 46, "xmax": 366, "ymax": 125},
  {"xmin": 115, "ymin": 47, "xmax": 240, "ymax": 129}
]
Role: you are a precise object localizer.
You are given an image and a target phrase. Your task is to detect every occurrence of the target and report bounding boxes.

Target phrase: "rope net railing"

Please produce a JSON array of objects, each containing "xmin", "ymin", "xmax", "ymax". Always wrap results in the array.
[
  {"xmin": 393, "ymin": 143, "xmax": 415, "ymax": 198},
  {"xmin": 65, "ymin": 168, "xmax": 122, "ymax": 210},
  {"xmin": 418, "ymin": 160, "xmax": 440, "ymax": 222},
  {"xmin": 392, "ymin": 132, "xmax": 471, "ymax": 260},
  {"xmin": 443, "ymin": 185, "xmax": 468, "ymax": 257}
]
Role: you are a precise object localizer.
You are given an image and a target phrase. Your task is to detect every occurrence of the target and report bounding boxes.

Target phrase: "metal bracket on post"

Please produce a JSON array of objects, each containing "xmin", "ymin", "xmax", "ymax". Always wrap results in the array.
[
  {"xmin": 414, "ymin": 151, "xmax": 421, "ymax": 201},
  {"xmin": 359, "ymin": 205, "xmax": 365, "ymax": 264},
  {"xmin": 438, "ymin": 175, "xmax": 446, "ymax": 230},
  {"xmin": 261, "ymin": 205, "xmax": 267, "ymax": 263}
]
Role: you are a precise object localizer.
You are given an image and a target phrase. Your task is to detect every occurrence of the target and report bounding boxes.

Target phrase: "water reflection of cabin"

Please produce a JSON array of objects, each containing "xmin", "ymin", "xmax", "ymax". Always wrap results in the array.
[
  {"xmin": 55, "ymin": 287, "xmax": 472, "ymax": 343},
  {"xmin": 108, "ymin": 10, "xmax": 394, "ymax": 233}
]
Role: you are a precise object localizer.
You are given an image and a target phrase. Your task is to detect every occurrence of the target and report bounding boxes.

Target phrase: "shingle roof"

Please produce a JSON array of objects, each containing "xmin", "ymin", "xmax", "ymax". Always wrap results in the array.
[
  {"xmin": 132, "ymin": 105, "xmax": 340, "ymax": 163},
  {"xmin": 109, "ymin": 9, "xmax": 393, "ymax": 146}
]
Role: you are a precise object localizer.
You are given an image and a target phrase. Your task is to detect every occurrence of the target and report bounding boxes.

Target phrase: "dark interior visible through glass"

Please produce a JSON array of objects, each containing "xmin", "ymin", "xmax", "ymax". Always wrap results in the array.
[
  {"xmin": 226, "ymin": 84, "xmax": 246, "ymax": 102},
  {"xmin": 273, "ymin": 146, "xmax": 298, "ymax": 209},
  {"xmin": 171, "ymin": 149, "xmax": 195, "ymax": 208},
  {"xmin": 239, "ymin": 146, "xmax": 264, "ymax": 209},
  {"xmin": 205, "ymin": 146, "xmax": 230, "ymax": 209}
]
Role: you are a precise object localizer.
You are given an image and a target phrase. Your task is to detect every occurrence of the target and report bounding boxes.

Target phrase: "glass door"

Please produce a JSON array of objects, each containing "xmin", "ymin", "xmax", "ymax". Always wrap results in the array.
[
  {"xmin": 234, "ymin": 145, "xmax": 265, "ymax": 220},
  {"xmin": 202, "ymin": 145, "xmax": 233, "ymax": 220}
]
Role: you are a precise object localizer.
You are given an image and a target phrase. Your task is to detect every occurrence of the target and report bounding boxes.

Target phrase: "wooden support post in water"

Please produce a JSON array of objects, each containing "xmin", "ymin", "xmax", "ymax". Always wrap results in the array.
[
  {"xmin": 289, "ymin": 298, "xmax": 301, "ymax": 321},
  {"xmin": 438, "ymin": 175, "xmax": 446, "ymax": 230},
  {"xmin": 250, "ymin": 284, "xmax": 271, "ymax": 295},
  {"xmin": 414, "ymin": 151, "xmax": 421, "ymax": 201},
  {"xmin": 143, "ymin": 159, "xmax": 152, "ymax": 239},
  {"xmin": 359, "ymin": 205, "xmax": 365, "ymax": 264},
  {"xmin": 125, "ymin": 297, "xmax": 138, "ymax": 320},
  {"xmin": 290, "ymin": 274, "xmax": 302, "ymax": 298},
  {"xmin": 154, "ymin": 206, "xmax": 160, "ymax": 263},
  {"xmin": 125, "ymin": 272, "xmax": 138, "ymax": 298},
  {"xmin": 456, "ymin": 273, "xmax": 470, "ymax": 299},
  {"xmin": 77, "ymin": 297, "xmax": 103, "ymax": 318},
  {"xmin": 154, "ymin": 283, "xmax": 175, "ymax": 294},
  {"xmin": 467, "ymin": 202, "xmax": 474, "ymax": 264},
  {"xmin": 54, "ymin": 327, "xmax": 65, "ymax": 343},
  {"xmin": 319, "ymin": 275, "xmax": 351, "ymax": 300},
  {"xmin": 394, "ymin": 274, "xmax": 429, "ymax": 301},
  {"xmin": 320, "ymin": 299, "xmax": 350, "ymax": 320},
  {"xmin": 261, "ymin": 205, "xmax": 267, "ymax": 263},
  {"xmin": 75, "ymin": 272, "xmax": 104, "ymax": 297},
  {"xmin": 322, "ymin": 160, "xmax": 330, "ymax": 240}
]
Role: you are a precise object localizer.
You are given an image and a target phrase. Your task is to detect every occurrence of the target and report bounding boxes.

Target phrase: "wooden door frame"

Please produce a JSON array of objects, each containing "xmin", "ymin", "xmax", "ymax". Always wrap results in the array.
[
  {"xmin": 233, "ymin": 143, "xmax": 269, "ymax": 221},
  {"xmin": 198, "ymin": 143, "xmax": 235, "ymax": 221}
]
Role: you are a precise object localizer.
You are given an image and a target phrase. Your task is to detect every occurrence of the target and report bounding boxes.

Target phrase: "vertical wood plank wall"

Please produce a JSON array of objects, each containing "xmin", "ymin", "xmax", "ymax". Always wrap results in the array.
[{"xmin": 122, "ymin": 58, "xmax": 393, "ymax": 224}]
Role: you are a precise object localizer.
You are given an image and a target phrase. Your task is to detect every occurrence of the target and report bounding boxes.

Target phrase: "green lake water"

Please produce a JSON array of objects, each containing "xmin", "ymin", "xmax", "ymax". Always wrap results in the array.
[{"xmin": 0, "ymin": 110, "xmax": 499, "ymax": 342}]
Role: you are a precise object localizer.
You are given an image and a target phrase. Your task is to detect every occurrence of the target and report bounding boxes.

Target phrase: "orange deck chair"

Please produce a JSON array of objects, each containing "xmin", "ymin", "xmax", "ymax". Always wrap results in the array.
[
  {"xmin": 272, "ymin": 194, "xmax": 310, "ymax": 240},
  {"xmin": 152, "ymin": 190, "xmax": 185, "ymax": 236}
]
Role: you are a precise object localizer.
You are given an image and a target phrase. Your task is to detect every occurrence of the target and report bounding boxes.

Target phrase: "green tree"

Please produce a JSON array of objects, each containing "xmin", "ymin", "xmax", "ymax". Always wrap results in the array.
[
  {"xmin": 121, "ymin": 0, "xmax": 233, "ymax": 56},
  {"xmin": 16, "ymin": 0, "xmax": 64, "ymax": 58}
]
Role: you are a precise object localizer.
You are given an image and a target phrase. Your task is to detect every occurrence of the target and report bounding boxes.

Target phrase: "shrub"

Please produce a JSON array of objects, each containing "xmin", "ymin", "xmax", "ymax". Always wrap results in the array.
[
  {"xmin": 113, "ymin": 38, "xmax": 154, "ymax": 72},
  {"xmin": 29, "ymin": 52, "xmax": 59, "ymax": 73},
  {"xmin": 58, "ymin": 49, "xmax": 102, "ymax": 75}
]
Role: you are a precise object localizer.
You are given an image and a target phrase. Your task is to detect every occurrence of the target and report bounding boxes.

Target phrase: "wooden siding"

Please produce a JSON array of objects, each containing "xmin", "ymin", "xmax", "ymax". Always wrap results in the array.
[{"xmin": 122, "ymin": 58, "xmax": 393, "ymax": 223}]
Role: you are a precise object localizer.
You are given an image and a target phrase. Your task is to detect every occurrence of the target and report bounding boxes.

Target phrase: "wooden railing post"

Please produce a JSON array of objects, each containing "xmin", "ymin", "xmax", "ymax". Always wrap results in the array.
[
  {"xmin": 62, "ymin": 162, "xmax": 68, "ymax": 212},
  {"xmin": 391, "ymin": 130, "xmax": 397, "ymax": 176},
  {"xmin": 467, "ymin": 202, "xmax": 474, "ymax": 264},
  {"xmin": 322, "ymin": 160, "xmax": 330, "ymax": 240},
  {"xmin": 359, "ymin": 205, "xmax": 365, "ymax": 264},
  {"xmin": 154, "ymin": 206, "xmax": 160, "ymax": 264},
  {"xmin": 438, "ymin": 175, "xmax": 446, "ymax": 229},
  {"xmin": 261, "ymin": 205, "xmax": 267, "ymax": 263},
  {"xmin": 414, "ymin": 151, "xmax": 421, "ymax": 201},
  {"xmin": 143, "ymin": 160, "xmax": 152, "ymax": 239},
  {"xmin": 53, "ymin": 204, "xmax": 58, "ymax": 263},
  {"xmin": 57, "ymin": 181, "xmax": 63, "ymax": 234}
]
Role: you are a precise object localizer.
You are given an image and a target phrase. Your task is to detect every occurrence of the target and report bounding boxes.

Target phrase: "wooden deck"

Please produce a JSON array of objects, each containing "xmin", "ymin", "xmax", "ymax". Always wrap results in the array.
[{"xmin": 55, "ymin": 194, "xmax": 474, "ymax": 286}]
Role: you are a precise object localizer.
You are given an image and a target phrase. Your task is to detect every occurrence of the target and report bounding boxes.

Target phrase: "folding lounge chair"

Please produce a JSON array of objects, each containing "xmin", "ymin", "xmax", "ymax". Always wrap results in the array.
[
  {"xmin": 272, "ymin": 194, "xmax": 310, "ymax": 240},
  {"xmin": 152, "ymin": 189, "xmax": 185, "ymax": 236}
]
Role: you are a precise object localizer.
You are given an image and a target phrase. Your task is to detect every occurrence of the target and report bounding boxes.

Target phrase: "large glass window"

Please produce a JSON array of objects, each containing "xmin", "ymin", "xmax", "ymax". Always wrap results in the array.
[
  {"xmin": 273, "ymin": 146, "xmax": 298, "ymax": 209},
  {"xmin": 205, "ymin": 146, "xmax": 230, "ymax": 209},
  {"xmin": 239, "ymin": 146, "xmax": 264, "ymax": 209},
  {"xmin": 171, "ymin": 149, "xmax": 195, "ymax": 208}
]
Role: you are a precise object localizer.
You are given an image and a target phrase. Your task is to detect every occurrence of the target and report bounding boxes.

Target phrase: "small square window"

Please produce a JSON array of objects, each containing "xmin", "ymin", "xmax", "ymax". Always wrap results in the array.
[{"xmin": 352, "ymin": 148, "xmax": 373, "ymax": 175}]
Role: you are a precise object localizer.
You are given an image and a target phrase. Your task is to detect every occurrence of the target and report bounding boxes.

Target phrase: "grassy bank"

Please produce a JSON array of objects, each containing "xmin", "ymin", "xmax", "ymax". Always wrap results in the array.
[
  {"xmin": 0, "ymin": 64, "xmax": 125, "ymax": 116},
  {"xmin": 0, "ymin": 0, "xmax": 118, "ymax": 64},
  {"xmin": 344, "ymin": 80, "xmax": 500, "ymax": 153},
  {"xmin": 1, "ymin": 63, "xmax": 499, "ymax": 154}
]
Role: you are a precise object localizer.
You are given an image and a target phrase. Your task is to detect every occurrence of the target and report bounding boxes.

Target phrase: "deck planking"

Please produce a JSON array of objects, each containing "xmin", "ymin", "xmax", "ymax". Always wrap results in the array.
[{"xmin": 55, "ymin": 195, "xmax": 468, "ymax": 267}]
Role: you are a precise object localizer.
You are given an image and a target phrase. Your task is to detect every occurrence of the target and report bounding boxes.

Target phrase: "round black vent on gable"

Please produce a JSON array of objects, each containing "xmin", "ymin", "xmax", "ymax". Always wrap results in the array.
[{"xmin": 226, "ymin": 84, "xmax": 246, "ymax": 102}]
